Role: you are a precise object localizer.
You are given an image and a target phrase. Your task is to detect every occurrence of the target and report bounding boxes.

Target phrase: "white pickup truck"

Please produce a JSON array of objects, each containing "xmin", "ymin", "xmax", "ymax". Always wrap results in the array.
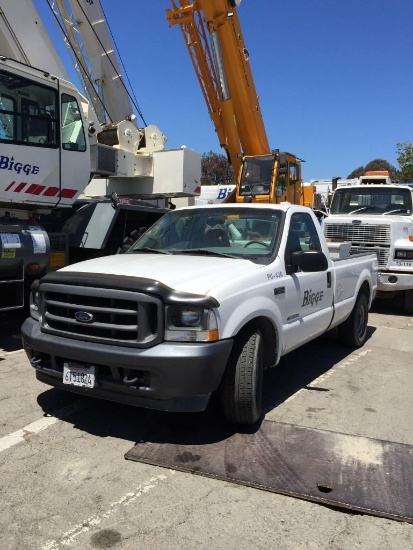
[{"xmin": 22, "ymin": 203, "xmax": 378, "ymax": 425}]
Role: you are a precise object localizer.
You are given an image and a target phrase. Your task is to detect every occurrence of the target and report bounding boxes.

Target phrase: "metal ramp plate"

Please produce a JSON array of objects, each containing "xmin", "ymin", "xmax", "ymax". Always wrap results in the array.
[{"xmin": 125, "ymin": 417, "xmax": 413, "ymax": 523}]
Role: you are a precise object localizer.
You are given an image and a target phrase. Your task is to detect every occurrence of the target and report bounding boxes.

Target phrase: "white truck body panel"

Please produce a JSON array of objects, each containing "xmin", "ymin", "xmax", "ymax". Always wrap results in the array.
[
  {"xmin": 61, "ymin": 253, "xmax": 262, "ymax": 295},
  {"xmin": 195, "ymin": 184, "xmax": 236, "ymax": 204}
]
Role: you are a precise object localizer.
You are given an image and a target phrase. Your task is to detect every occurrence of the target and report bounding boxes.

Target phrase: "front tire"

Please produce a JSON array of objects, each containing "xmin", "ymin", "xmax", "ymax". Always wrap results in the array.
[
  {"xmin": 403, "ymin": 289, "xmax": 413, "ymax": 314},
  {"xmin": 338, "ymin": 293, "xmax": 368, "ymax": 348},
  {"xmin": 220, "ymin": 328, "xmax": 263, "ymax": 425}
]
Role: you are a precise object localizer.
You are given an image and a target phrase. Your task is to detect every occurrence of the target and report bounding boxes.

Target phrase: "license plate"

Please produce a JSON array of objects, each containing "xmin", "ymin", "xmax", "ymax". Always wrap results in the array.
[{"xmin": 63, "ymin": 363, "xmax": 95, "ymax": 388}]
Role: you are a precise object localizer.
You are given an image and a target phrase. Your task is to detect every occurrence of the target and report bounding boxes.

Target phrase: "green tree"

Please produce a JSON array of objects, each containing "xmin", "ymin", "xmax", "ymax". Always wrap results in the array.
[
  {"xmin": 347, "ymin": 166, "xmax": 365, "ymax": 179},
  {"xmin": 347, "ymin": 159, "xmax": 398, "ymax": 180},
  {"xmin": 201, "ymin": 151, "xmax": 234, "ymax": 186},
  {"xmin": 396, "ymin": 142, "xmax": 413, "ymax": 182}
]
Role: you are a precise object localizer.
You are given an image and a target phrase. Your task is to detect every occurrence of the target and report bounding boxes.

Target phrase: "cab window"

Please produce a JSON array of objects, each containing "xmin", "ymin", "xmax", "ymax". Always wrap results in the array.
[
  {"xmin": 61, "ymin": 94, "xmax": 86, "ymax": 152},
  {"xmin": 0, "ymin": 69, "xmax": 58, "ymax": 146},
  {"xmin": 289, "ymin": 162, "xmax": 299, "ymax": 185},
  {"xmin": 285, "ymin": 212, "xmax": 322, "ymax": 270}
]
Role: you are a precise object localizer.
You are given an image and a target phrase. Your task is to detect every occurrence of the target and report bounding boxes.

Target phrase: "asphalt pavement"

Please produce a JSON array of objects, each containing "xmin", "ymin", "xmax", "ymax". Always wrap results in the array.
[{"xmin": 0, "ymin": 296, "xmax": 412, "ymax": 550}]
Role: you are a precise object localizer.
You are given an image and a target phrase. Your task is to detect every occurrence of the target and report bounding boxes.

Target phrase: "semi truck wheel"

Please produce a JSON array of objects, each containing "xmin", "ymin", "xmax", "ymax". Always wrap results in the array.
[
  {"xmin": 220, "ymin": 328, "xmax": 263, "ymax": 425},
  {"xmin": 338, "ymin": 293, "xmax": 368, "ymax": 348},
  {"xmin": 403, "ymin": 289, "xmax": 413, "ymax": 314}
]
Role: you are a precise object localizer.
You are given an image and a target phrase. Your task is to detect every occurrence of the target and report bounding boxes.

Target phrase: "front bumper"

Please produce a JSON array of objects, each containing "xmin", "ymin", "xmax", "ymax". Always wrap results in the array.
[
  {"xmin": 378, "ymin": 271, "xmax": 413, "ymax": 292},
  {"xmin": 21, "ymin": 318, "xmax": 233, "ymax": 412}
]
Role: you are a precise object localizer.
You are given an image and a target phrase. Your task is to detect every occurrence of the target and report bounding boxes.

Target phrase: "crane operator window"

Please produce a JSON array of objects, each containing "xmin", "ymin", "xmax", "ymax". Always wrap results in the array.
[{"xmin": 239, "ymin": 155, "xmax": 273, "ymax": 197}]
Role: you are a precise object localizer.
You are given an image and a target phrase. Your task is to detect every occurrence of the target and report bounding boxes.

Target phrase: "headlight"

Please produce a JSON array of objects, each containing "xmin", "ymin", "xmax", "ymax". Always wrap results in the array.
[
  {"xmin": 395, "ymin": 249, "xmax": 413, "ymax": 260},
  {"xmin": 180, "ymin": 307, "xmax": 203, "ymax": 326},
  {"xmin": 164, "ymin": 305, "xmax": 219, "ymax": 342},
  {"xmin": 29, "ymin": 282, "xmax": 41, "ymax": 321}
]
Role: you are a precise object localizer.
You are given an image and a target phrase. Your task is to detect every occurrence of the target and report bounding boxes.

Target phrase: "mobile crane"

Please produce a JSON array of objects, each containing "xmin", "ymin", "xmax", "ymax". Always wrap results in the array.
[
  {"xmin": 0, "ymin": 0, "xmax": 201, "ymax": 311},
  {"xmin": 167, "ymin": 0, "xmax": 314, "ymax": 206}
]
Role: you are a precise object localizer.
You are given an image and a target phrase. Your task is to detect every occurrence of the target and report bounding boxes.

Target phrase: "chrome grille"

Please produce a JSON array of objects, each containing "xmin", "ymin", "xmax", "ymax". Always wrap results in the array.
[
  {"xmin": 349, "ymin": 245, "xmax": 389, "ymax": 267},
  {"xmin": 324, "ymin": 223, "xmax": 391, "ymax": 244},
  {"xmin": 324, "ymin": 223, "xmax": 391, "ymax": 267},
  {"xmin": 41, "ymin": 283, "xmax": 162, "ymax": 348}
]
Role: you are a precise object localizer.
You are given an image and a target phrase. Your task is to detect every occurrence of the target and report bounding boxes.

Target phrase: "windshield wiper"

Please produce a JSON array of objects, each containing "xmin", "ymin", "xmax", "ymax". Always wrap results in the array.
[
  {"xmin": 381, "ymin": 208, "xmax": 406, "ymax": 215},
  {"xmin": 348, "ymin": 207, "xmax": 367, "ymax": 215},
  {"xmin": 129, "ymin": 247, "xmax": 172, "ymax": 255},
  {"xmin": 175, "ymin": 249, "xmax": 236, "ymax": 258}
]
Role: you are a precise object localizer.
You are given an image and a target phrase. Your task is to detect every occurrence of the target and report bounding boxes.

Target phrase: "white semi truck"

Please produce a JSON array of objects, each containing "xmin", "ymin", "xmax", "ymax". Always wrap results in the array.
[
  {"xmin": 323, "ymin": 172, "xmax": 413, "ymax": 313},
  {"xmin": 22, "ymin": 203, "xmax": 377, "ymax": 426}
]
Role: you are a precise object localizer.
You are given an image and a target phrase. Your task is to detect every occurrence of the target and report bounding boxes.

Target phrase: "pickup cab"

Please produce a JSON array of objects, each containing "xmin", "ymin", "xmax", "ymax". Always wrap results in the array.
[{"xmin": 21, "ymin": 204, "xmax": 378, "ymax": 425}]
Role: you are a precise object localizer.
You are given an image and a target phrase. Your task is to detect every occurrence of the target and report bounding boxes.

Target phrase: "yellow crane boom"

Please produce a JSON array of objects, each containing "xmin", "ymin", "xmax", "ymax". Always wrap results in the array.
[{"xmin": 167, "ymin": 0, "xmax": 312, "ymax": 206}]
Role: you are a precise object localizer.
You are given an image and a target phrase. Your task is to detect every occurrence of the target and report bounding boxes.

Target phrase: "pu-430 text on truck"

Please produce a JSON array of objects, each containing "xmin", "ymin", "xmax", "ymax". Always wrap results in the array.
[
  {"xmin": 22, "ymin": 204, "xmax": 378, "ymax": 425},
  {"xmin": 323, "ymin": 174, "xmax": 413, "ymax": 313}
]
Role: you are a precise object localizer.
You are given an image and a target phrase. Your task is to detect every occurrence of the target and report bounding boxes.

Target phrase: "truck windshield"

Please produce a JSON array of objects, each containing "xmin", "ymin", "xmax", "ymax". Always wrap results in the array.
[
  {"xmin": 128, "ymin": 207, "xmax": 282, "ymax": 264},
  {"xmin": 330, "ymin": 187, "xmax": 413, "ymax": 216},
  {"xmin": 0, "ymin": 69, "xmax": 58, "ymax": 147}
]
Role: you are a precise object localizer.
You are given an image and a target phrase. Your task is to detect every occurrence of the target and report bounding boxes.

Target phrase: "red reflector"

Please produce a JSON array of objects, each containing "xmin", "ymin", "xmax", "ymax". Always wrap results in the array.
[
  {"xmin": 43, "ymin": 187, "xmax": 60, "ymax": 197},
  {"xmin": 26, "ymin": 184, "xmax": 46, "ymax": 195},
  {"xmin": 60, "ymin": 188, "xmax": 77, "ymax": 198},
  {"xmin": 15, "ymin": 182, "xmax": 27, "ymax": 192}
]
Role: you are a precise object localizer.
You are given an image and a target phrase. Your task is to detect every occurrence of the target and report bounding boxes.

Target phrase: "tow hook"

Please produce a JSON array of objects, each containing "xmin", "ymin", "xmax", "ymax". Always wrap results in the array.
[
  {"xmin": 30, "ymin": 357, "xmax": 42, "ymax": 367},
  {"xmin": 123, "ymin": 375, "xmax": 140, "ymax": 386},
  {"xmin": 123, "ymin": 372, "xmax": 150, "ymax": 388}
]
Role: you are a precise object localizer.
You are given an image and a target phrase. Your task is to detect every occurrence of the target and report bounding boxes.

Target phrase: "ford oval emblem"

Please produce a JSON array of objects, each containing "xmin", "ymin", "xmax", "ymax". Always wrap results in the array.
[
  {"xmin": 74, "ymin": 311, "xmax": 94, "ymax": 323},
  {"xmin": 352, "ymin": 219, "xmax": 362, "ymax": 225}
]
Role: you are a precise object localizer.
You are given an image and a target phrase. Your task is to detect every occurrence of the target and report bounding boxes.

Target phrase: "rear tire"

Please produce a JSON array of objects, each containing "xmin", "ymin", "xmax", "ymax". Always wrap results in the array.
[
  {"xmin": 338, "ymin": 293, "xmax": 368, "ymax": 348},
  {"xmin": 403, "ymin": 289, "xmax": 413, "ymax": 314},
  {"xmin": 220, "ymin": 328, "xmax": 263, "ymax": 426}
]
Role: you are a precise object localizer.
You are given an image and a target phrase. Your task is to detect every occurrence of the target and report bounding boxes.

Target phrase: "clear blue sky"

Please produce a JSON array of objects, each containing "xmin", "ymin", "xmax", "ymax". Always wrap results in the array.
[{"xmin": 34, "ymin": 0, "xmax": 413, "ymax": 182}]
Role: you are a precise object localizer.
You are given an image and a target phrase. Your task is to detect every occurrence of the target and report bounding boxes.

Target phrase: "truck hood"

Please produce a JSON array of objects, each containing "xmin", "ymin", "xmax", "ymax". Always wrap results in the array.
[{"xmin": 60, "ymin": 253, "xmax": 264, "ymax": 296}]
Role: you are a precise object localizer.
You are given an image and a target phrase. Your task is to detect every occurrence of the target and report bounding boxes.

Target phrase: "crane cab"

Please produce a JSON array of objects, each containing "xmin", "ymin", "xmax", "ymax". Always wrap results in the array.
[
  {"xmin": 235, "ymin": 152, "xmax": 306, "ymax": 205},
  {"xmin": 0, "ymin": 60, "xmax": 92, "ymax": 209}
]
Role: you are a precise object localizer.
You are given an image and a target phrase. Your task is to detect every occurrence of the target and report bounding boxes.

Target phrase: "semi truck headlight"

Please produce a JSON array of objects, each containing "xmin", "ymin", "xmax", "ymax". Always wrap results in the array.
[
  {"xmin": 29, "ymin": 282, "xmax": 40, "ymax": 321},
  {"xmin": 165, "ymin": 306, "xmax": 219, "ymax": 342},
  {"xmin": 395, "ymin": 249, "xmax": 413, "ymax": 259}
]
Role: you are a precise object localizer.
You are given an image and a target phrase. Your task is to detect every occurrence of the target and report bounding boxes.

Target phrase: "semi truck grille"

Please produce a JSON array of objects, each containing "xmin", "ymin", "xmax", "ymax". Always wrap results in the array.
[
  {"xmin": 324, "ymin": 223, "xmax": 391, "ymax": 268},
  {"xmin": 40, "ymin": 283, "xmax": 162, "ymax": 348},
  {"xmin": 348, "ymin": 245, "xmax": 389, "ymax": 267}
]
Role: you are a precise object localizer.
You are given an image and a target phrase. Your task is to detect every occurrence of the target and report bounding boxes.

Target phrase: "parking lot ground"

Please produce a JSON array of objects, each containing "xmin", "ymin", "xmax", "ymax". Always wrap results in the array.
[{"xmin": 0, "ymin": 297, "xmax": 412, "ymax": 550}]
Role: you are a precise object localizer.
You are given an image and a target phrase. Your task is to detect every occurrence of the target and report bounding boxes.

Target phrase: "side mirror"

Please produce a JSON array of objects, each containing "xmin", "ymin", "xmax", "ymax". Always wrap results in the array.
[{"xmin": 291, "ymin": 251, "xmax": 328, "ymax": 272}]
